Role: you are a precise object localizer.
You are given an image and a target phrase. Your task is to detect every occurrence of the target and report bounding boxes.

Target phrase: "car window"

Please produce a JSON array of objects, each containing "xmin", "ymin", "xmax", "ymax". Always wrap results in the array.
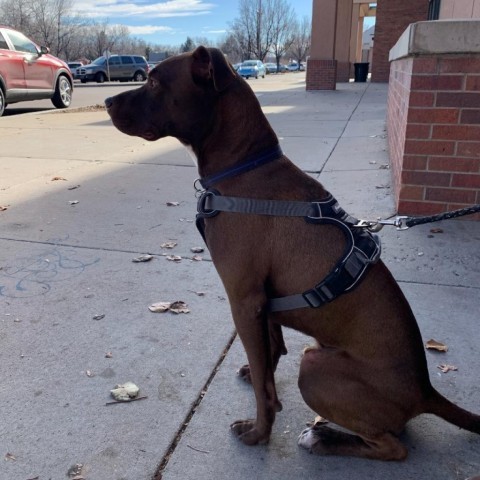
[
  {"xmin": 120, "ymin": 56, "xmax": 133, "ymax": 64},
  {"xmin": 0, "ymin": 32, "xmax": 9, "ymax": 50},
  {"xmin": 133, "ymin": 56, "xmax": 145, "ymax": 64},
  {"xmin": 6, "ymin": 29, "xmax": 39, "ymax": 54},
  {"xmin": 108, "ymin": 57, "xmax": 121, "ymax": 65}
]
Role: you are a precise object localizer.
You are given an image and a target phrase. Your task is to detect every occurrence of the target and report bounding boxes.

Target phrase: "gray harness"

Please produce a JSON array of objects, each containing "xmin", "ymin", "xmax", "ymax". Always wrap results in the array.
[{"xmin": 196, "ymin": 189, "xmax": 381, "ymax": 312}]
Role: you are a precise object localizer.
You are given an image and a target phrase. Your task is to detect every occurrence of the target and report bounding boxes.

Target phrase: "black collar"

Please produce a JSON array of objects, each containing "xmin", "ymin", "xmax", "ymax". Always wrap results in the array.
[{"xmin": 198, "ymin": 144, "xmax": 283, "ymax": 189}]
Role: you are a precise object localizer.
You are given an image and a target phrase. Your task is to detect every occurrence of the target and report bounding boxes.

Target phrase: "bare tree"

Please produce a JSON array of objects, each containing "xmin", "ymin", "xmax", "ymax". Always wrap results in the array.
[
  {"xmin": 269, "ymin": 0, "xmax": 296, "ymax": 71},
  {"xmin": 0, "ymin": 0, "xmax": 32, "ymax": 33},
  {"xmin": 287, "ymin": 15, "xmax": 311, "ymax": 67}
]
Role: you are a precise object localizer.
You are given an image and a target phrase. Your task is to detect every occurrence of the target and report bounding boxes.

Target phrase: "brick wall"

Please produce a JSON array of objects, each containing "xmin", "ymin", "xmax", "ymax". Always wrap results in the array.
[
  {"xmin": 372, "ymin": 0, "xmax": 428, "ymax": 83},
  {"xmin": 306, "ymin": 59, "xmax": 337, "ymax": 90},
  {"xmin": 387, "ymin": 55, "xmax": 480, "ymax": 219}
]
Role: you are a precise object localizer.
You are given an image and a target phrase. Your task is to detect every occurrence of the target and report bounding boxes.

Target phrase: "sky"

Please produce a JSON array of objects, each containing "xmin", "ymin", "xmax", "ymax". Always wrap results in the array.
[{"xmin": 73, "ymin": 0, "xmax": 316, "ymax": 46}]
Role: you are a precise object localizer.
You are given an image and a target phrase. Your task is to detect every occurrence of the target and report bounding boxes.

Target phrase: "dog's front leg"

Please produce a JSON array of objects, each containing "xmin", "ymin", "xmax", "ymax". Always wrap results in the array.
[{"xmin": 229, "ymin": 299, "xmax": 280, "ymax": 445}]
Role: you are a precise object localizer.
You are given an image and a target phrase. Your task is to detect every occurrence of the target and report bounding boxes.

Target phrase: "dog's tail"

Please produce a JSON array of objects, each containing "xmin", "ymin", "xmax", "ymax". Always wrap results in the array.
[{"xmin": 425, "ymin": 389, "xmax": 480, "ymax": 433}]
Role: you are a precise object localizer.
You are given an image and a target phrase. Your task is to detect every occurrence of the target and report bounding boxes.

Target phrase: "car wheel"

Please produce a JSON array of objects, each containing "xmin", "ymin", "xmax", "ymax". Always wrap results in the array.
[
  {"xmin": 96, "ymin": 72, "xmax": 106, "ymax": 83},
  {"xmin": 133, "ymin": 71, "xmax": 146, "ymax": 82},
  {"xmin": 246, "ymin": 76, "xmax": 250, "ymax": 79},
  {"xmin": 51, "ymin": 75, "xmax": 72, "ymax": 109},
  {"xmin": 0, "ymin": 88, "xmax": 5, "ymax": 117}
]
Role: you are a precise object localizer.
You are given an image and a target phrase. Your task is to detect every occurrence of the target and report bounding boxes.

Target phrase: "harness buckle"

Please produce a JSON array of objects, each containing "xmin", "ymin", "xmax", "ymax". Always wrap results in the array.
[{"xmin": 197, "ymin": 190, "xmax": 220, "ymax": 218}]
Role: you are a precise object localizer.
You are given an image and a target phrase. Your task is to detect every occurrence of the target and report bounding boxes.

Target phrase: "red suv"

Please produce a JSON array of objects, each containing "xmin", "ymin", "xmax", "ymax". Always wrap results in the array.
[{"xmin": 0, "ymin": 26, "xmax": 73, "ymax": 116}]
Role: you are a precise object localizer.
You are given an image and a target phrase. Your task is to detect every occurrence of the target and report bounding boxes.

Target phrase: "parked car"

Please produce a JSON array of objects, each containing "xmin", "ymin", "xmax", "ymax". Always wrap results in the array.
[
  {"xmin": 0, "ymin": 25, "xmax": 73, "ymax": 117},
  {"xmin": 147, "ymin": 62, "xmax": 160, "ymax": 71},
  {"xmin": 237, "ymin": 60, "xmax": 266, "ymax": 79},
  {"xmin": 67, "ymin": 61, "xmax": 82, "ymax": 79},
  {"xmin": 287, "ymin": 62, "xmax": 305, "ymax": 71},
  {"xmin": 77, "ymin": 54, "xmax": 149, "ymax": 83},
  {"xmin": 264, "ymin": 62, "xmax": 287, "ymax": 74}
]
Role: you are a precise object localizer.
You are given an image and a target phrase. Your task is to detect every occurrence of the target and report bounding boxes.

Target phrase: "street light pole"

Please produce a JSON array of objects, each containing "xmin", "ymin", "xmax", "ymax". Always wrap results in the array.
[{"xmin": 256, "ymin": 0, "xmax": 262, "ymax": 59}]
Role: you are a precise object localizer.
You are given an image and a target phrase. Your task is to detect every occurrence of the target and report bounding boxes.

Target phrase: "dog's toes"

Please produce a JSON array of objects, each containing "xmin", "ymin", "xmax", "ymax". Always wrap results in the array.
[
  {"xmin": 230, "ymin": 420, "xmax": 270, "ymax": 445},
  {"xmin": 298, "ymin": 426, "xmax": 321, "ymax": 452},
  {"xmin": 237, "ymin": 364, "xmax": 252, "ymax": 383}
]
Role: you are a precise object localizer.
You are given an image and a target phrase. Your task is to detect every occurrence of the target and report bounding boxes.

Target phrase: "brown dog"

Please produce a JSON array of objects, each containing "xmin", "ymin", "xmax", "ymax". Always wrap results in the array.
[{"xmin": 105, "ymin": 46, "xmax": 480, "ymax": 460}]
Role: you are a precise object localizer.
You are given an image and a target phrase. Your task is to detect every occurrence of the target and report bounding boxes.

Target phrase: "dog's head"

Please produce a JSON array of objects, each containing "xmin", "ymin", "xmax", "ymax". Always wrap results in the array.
[{"xmin": 105, "ymin": 46, "xmax": 237, "ymax": 145}]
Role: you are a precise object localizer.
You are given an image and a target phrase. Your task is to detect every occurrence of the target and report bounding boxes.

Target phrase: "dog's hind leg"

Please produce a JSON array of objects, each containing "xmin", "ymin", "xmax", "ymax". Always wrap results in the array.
[
  {"xmin": 297, "ymin": 345, "xmax": 410, "ymax": 460},
  {"xmin": 298, "ymin": 424, "xmax": 407, "ymax": 461}
]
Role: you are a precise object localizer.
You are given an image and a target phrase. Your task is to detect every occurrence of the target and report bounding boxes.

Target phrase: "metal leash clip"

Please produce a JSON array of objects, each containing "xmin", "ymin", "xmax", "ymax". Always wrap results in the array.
[{"xmin": 354, "ymin": 216, "xmax": 409, "ymax": 232}]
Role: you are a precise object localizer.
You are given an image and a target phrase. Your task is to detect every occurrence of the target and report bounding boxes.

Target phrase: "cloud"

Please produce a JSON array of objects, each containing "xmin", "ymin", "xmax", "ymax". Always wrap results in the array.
[
  {"xmin": 127, "ymin": 24, "xmax": 175, "ymax": 35},
  {"xmin": 75, "ymin": 0, "xmax": 216, "ymax": 19}
]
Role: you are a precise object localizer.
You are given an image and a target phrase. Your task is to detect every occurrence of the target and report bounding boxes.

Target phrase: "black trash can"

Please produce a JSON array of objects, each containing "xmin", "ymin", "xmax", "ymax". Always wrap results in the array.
[{"xmin": 354, "ymin": 62, "xmax": 369, "ymax": 82}]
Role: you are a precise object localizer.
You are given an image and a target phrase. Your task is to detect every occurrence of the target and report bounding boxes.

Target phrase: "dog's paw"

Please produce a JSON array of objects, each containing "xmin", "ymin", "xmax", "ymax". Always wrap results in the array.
[
  {"xmin": 298, "ymin": 426, "xmax": 320, "ymax": 451},
  {"xmin": 237, "ymin": 364, "xmax": 252, "ymax": 384},
  {"xmin": 230, "ymin": 420, "xmax": 270, "ymax": 445}
]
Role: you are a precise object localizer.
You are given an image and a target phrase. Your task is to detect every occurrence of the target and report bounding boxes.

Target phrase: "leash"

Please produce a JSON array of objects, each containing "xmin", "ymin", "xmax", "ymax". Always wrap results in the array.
[{"xmin": 354, "ymin": 204, "xmax": 480, "ymax": 233}]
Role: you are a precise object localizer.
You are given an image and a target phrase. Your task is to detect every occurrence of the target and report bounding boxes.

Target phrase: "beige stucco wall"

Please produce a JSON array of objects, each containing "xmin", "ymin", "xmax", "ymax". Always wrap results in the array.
[{"xmin": 440, "ymin": 0, "xmax": 480, "ymax": 18}]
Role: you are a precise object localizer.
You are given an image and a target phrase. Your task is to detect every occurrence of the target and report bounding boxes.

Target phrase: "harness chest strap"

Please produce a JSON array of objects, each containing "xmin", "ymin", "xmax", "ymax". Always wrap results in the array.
[{"xmin": 196, "ymin": 190, "xmax": 381, "ymax": 312}]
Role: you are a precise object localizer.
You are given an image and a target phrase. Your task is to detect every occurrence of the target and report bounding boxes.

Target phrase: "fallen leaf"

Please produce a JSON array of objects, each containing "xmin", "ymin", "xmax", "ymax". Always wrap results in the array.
[
  {"xmin": 192, "ymin": 255, "xmax": 203, "ymax": 261},
  {"xmin": 313, "ymin": 415, "xmax": 329, "ymax": 426},
  {"xmin": 149, "ymin": 302, "xmax": 171, "ymax": 313},
  {"xmin": 86, "ymin": 370, "xmax": 94, "ymax": 377},
  {"xmin": 68, "ymin": 185, "xmax": 80, "ymax": 190},
  {"xmin": 161, "ymin": 242, "xmax": 177, "ymax": 249},
  {"xmin": 149, "ymin": 301, "xmax": 189, "ymax": 314},
  {"xmin": 166, "ymin": 201, "xmax": 180, "ymax": 206},
  {"xmin": 105, "ymin": 352, "xmax": 113, "ymax": 358},
  {"xmin": 5, "ymin": 452, "xmax": 16, "ymax": 461},
  {"xmin": 169, "ymin": 301, "xmax": 190, "ymax": 314},
  {"xmin": 67, "ymin": 464, "xmax": 84, "ymax": 478},
  {"xmin": 51, "ymin": 176, "xmax": 67, "ymax": 181},
  {"xmin": 110, "ymin": 381, "xmax": 140, "ymax": 401},
  {"xmin": 430, "ymin": 228, "xmax": 444, "ymax": 234},
  {"xmin": 92, "ymin": 314, "xmax": 105, "ymax": 321},
  {"xmin": 190, "ymin": 246, "xmax": 204, "ymax": 253},
  {"xmin": 437, "ymin": 364, "xmax": 458, "ymax": 373},
  {"xmin": 132, "ymin": 254, "xmax": 154, "ymax": 262},
  {"xmin": 68, "ymin": 200, "xmax": 79, "ymax": 205},
  {"xmin": 166, "ymin": 255, "xmax": 182, "ymax": 262},
  {"xmin": 425, "ymin": 339, "xmax": 448, "ymax": 352},
  {"xmin": 379, "ymin": 164, "xmax": 390, "ymax": 169},
  {"xmin": 0, "ymin": 205, "xmax": 9, "ymax": 211}
]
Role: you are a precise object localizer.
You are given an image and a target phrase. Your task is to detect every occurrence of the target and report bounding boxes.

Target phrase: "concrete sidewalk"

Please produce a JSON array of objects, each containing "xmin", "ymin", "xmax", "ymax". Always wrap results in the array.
[{"xmin": 1, "ymin": 77, "xmax": 479, "ymax": 480}]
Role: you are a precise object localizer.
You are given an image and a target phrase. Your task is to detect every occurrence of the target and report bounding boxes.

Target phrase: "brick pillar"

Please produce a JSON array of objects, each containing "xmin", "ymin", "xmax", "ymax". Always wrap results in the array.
[
  {"xmin": 387, "ymin": 54, "xmax": 480, "ymax": 219},
  {"xmin": 306, "ymin": 59, "xmax": 337, "ymax": 90},
  {"xmin": 372, "ymin": 0, "xmax": 428, "ymax": 82}
]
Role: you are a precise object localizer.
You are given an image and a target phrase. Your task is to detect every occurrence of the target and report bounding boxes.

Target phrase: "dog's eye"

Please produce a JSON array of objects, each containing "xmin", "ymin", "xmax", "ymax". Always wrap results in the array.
[{"xmin": 148, "ymin": 76, "xmax": 161, "ymax": 89}]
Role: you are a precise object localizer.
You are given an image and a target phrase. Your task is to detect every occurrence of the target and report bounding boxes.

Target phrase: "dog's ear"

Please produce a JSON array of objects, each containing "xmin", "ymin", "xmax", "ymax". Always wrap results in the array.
[{"xmin": 191, "ymin": 46, "xmax": 236, "ymax": 92}]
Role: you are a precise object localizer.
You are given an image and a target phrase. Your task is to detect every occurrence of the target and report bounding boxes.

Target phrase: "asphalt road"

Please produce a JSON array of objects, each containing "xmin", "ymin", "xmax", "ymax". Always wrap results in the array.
[{"xmin": 2, "ymin": 73, "xmax": 306, "ymax": 117}]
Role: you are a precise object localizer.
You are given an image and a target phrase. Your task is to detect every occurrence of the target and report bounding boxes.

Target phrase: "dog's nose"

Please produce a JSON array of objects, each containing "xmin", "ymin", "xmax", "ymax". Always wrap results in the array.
[{"xmin": 105, "ymin": 97, "xmax": 113, "ymax": 108}]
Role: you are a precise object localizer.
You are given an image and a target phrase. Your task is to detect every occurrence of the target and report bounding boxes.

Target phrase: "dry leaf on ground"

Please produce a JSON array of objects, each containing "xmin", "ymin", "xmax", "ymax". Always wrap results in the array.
[
  {"xmin": 437, "ymin": 364, "xmax": 458, "ymax": 373},
  {"xmin": 190, "ymin": 247, "xmax": 204, "ymax": 253},
  {"xmin": 161, "ymin": 242, "xmax": 177, "ymax": 249},
  {"xmin": 0, "ymin": 205, "xmax": 9, "ymax": 211},
  {"xmin": 132, "ymin": 254, "xmax": 154, "ymax": 262},
  {"xmin": 166, "ymin": 255, "xmax": 182, "ymax": 262},
  {"xmin": 149, "ymin": 301, "xmax": 190, "ymax": 314},
  {"xmin": 425, "ymin": 339, "xmax": 448, "ymax": 352},
  {"xmin": 110, "ymin": 382, "xmax": 140, "ymax": 401},
  {"xmin": 51, "ymin": 176, "xmax": 67, "ymax": 181},
  {"xmin": 166, "ymin": 201, "xmax": 180, "ymax": 206},
  {"xmin": 5, "ymin": 452, "xmax": 16, "ymax": 461},
  {"xmin": 169, "ymin": 301, "xmax": 190, "ymax": 314}
]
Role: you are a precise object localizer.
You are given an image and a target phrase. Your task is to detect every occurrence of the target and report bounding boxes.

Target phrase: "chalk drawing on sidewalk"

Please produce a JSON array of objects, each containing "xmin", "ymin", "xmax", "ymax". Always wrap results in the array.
[{"xmin": 0, "ymin": 247, "xmax": 100, "ymax": 298}]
